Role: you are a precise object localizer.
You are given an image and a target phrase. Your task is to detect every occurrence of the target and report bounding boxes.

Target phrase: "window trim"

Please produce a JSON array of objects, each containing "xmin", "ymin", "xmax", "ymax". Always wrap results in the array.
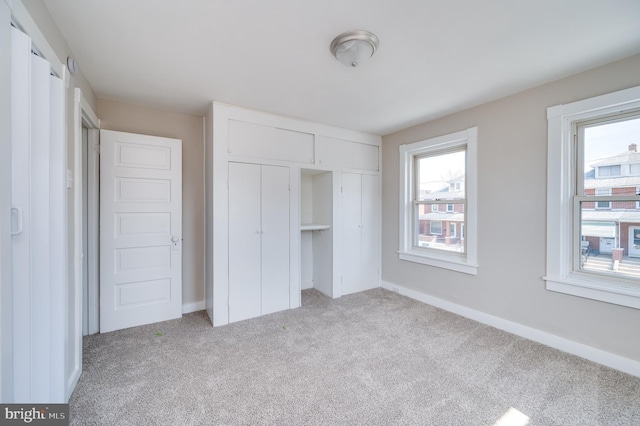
[
  {"xmin": 546, "ymin": 85, "xmax": 640, "ymax": 309},
  {"xmin": 398, "ymin": 127, "xmax": 478, "ymax": 275}
]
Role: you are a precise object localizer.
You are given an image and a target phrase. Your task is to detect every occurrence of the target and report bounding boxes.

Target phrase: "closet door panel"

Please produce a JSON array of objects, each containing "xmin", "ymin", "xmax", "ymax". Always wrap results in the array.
[
  {"xmin": 341, "ymin": 173, "xmax": 363, "ymax": 295},
  {"xmin": 261, "ymin": 165, "xmax": 290, "ymax": 315},
  {"xmin": 361, "ymin": 174, "xmax": 380, "ymax": 289},
  {"xmin": 228, "ymin": 162, "xmax": 262, "ymax": 322}
]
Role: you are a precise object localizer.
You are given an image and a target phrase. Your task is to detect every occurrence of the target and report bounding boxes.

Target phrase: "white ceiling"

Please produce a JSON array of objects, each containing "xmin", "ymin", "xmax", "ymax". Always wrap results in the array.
[{"xmin": 43, "ymin": 0, "xmax": 640, "ymax": 135}]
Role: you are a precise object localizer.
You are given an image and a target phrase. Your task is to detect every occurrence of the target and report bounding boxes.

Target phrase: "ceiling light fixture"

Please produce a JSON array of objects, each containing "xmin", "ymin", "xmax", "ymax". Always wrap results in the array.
[{"xmin": 330, "ymin": 30, "xmax": 379, "ymax": 68}]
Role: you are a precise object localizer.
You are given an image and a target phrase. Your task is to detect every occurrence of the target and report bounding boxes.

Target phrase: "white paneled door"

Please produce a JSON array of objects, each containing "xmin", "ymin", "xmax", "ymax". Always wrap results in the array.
[{"xmin": 100, "ymin": 130, "xmax": 182, "ymax": 333}]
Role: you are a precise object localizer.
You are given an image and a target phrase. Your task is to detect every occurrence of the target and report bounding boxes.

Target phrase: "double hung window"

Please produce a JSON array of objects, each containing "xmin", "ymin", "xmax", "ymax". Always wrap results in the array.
[
  {"xmin": 546, "ymin": 85, "xmax": 640, "ymax": 309},
  {"xmin": 399, "ymin": 127, "xmax": 478, "ymax": 274}
]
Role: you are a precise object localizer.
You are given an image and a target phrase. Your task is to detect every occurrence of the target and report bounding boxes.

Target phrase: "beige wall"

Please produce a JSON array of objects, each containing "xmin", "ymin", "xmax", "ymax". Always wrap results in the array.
[
  {"xmin": 98, "ymin": 100, "xmax": 205, "ymax": 307},
  {"xmin": 382, "ymin": 54, "xmax": 640, "ymax": 361}
]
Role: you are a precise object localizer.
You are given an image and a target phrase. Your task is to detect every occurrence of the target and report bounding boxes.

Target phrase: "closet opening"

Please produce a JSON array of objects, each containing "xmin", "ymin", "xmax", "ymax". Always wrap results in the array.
[{"xmin": 300, "ymin": 169, "xmax": 334, "ymax": 298}]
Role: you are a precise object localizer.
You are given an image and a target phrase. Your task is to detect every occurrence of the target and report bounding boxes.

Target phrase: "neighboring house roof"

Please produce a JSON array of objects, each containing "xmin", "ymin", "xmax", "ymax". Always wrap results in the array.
[
  {"xmin": 584, "ymin": 176, "xmax": 640, "ymax": 189},
  {"xmin": 591, "ymin": 151, "xmax": 640, "ymax": 167}
]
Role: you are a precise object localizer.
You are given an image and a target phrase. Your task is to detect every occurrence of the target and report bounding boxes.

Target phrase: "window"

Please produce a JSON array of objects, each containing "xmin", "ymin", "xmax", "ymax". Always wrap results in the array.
[
  {"xmin": 546, "ymin": 85, "xmax": 640, "ymax": 309},
  {"xmin": 399, "ymin": 127, "xmax": 478, "ymax": 274},
  {"xmin": 597, "ymin": 165, "xmax": 621, "ymax": 177},
  {"xmin": 595, "ymin": 189, "xmax": 611, "ymax": 209},
  {"xmin": 430, "ymin": 221, "xmax": 442, "ymax": 235},
  {"xmin": 630, "ymin": 164, "xmax": 640, "ymax": 175}
]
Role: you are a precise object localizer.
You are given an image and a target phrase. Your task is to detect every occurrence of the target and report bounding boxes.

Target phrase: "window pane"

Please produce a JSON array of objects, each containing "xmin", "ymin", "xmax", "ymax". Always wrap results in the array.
[
  {"xmin": 583, "ymin": 117, "xmax": 640, "ymax": 195},
  {"xmin": 415, "ymin": 202, "xmax": 465, "ymax": 253},
  {"xmin": 417, "ymin": 150, "xmax": 465, "ymax": 201},
  {"xmin": 580, "ymin": 201, "xmax": 640, "ymax": 280}
]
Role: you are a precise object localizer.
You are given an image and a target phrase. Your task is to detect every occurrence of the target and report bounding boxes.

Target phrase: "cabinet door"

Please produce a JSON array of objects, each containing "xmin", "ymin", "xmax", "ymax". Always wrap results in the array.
[
  {"xmin": 228, "ymin": 162, "xmax": 262, "ymax": 322},
  {"xmin": 261, "ymin": 165, "xmax": 291, "ymax": 315},
  {"xmin": 341, "ymin": 173, "xmax": 363, "ymax": 295},
  {"xmin": 361, "ymin": 174, "xmax": 380, "ymax": 288},
  {"xmin": 316, "ymin": 136, "xmax": 379, "ymax": 171}
]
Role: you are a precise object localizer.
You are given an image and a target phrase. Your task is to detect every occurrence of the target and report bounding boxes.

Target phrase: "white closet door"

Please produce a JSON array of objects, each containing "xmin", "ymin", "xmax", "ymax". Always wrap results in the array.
[
  {"xmin": 30, "ymin": 52, "xmax": 52, "ymax": 403},
  {"xmin": 361, "ymin": 174, "xmax": 380, "ymax": 289},
  {"xmin": 341, "ymin": 172, "xmax": 363, "ymax": 295},
  {"xmin": 261, "ymin": 165, "xmax": 290, "ymax": 315},
  {"xmin": 341, "ymin": 173, "xmax": 380, "ymax": 295},
  {"xmin": 10, "ymin": 25, "xmax": 32, "ymax": 403},
  {"xmin": 228, "ymin": 162, "xmax": 262, "ymax": 322},
  {"xmin": 10, "ymin": 26, "xmax": 67, "ymax": 402}
]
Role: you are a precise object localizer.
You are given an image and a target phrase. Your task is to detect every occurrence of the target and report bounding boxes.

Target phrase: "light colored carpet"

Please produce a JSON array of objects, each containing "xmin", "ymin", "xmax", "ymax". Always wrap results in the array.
[{"xmin": 70, "ymin": 289, "xmax": 640, "ymax": 425}]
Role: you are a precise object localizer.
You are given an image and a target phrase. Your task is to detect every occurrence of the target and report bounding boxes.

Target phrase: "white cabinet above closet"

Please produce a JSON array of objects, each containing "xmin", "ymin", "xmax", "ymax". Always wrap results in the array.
[
  {"xmin": 229, "ymin": 120, "xmax": 315, "ymax": 164},
  {"xmin": 316, "ymin": 135, "xmax": 379, "ymax": 172}
]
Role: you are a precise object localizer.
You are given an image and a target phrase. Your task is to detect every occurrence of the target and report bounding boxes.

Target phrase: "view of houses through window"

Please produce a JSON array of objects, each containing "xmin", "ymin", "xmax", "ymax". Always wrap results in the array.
[
  {"xmin": 579, "ymin": 115, "xmax": 640, "ymax": 279},
  {"xmin": 414, "ymin": 149, "xmax": 466, "ymax": 253}
]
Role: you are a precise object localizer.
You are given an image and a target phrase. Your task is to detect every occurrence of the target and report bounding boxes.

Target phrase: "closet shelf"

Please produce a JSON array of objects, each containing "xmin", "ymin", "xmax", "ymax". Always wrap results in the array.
[{"xmin": 300, "ymin": 224, "xmax": 331, "ymax": 232}]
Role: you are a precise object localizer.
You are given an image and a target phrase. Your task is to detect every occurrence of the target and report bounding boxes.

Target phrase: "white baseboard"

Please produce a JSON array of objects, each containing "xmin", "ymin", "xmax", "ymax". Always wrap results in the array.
[
  {"xmin": 182, "ymin": 300, "xmax": 205, "ymax": 314},
  {"xmin": 381, "ymin": 280, "xmax": 640, "ymax": 378}
]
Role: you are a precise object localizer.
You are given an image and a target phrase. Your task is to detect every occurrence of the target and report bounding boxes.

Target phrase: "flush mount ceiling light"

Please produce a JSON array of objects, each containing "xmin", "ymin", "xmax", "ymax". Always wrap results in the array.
[{"xmin": 330, "ymin": 30, "xmax": 379, "ymax": 68}]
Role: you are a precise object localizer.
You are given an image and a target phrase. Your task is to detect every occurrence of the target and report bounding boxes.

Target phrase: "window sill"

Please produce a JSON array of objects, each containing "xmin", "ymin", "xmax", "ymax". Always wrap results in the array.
[
  {"xmin": 398, "ymin": 250, "xmax": 478, "ymax": 275},
  {"xmin": 544, "ymin": 274, "xmax": 640, "ymax": 309}
]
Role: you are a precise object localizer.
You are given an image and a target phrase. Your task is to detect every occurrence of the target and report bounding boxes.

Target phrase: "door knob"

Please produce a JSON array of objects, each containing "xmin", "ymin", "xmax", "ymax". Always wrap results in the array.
[{"xmin": 171, "ymin": 236, "xmax": 180, "ymax": 251}]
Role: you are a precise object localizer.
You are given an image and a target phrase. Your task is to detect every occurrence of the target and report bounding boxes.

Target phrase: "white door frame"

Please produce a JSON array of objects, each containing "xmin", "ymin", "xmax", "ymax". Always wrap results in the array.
[
  {"xmin": 629, "ymin": 225, "xmax": 640, "ymax": 258},
  {"xmin": 74, "ymin": 88, "xmax": 100, "ymax": 337}
]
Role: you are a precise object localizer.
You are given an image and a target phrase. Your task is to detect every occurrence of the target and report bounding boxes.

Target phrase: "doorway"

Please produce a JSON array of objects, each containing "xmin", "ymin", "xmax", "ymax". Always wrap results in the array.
[
  {"xmin": 629, "ymin": 226, "xmax": 640, "ymax": 258},
  {"xmin": 74, "ymin": 88, "xmax": 100, "ymax": 336}
]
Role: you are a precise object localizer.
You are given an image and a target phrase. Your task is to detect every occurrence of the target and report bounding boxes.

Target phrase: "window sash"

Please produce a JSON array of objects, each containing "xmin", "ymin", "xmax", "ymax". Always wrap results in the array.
[
  {"xmin": 411, "ymin": 147, "xmax": 467, "ymax": 254},
  {"xmin": 413, "ymin": 147, "xmax": 466, "ymax": 202},
  {"xmin": 572, "ymin": 195, "xmax": 640, "ymax": 287}
]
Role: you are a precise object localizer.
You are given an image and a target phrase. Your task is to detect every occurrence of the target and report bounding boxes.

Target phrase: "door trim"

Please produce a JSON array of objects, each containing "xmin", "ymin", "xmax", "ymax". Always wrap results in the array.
[
  {"xmin": 71, "ymin": 88, "xmax": 99, "ymax": 396},
  {"xmin": 629, "ymin": 226, "xmax": 640, "ymax": 258}
]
